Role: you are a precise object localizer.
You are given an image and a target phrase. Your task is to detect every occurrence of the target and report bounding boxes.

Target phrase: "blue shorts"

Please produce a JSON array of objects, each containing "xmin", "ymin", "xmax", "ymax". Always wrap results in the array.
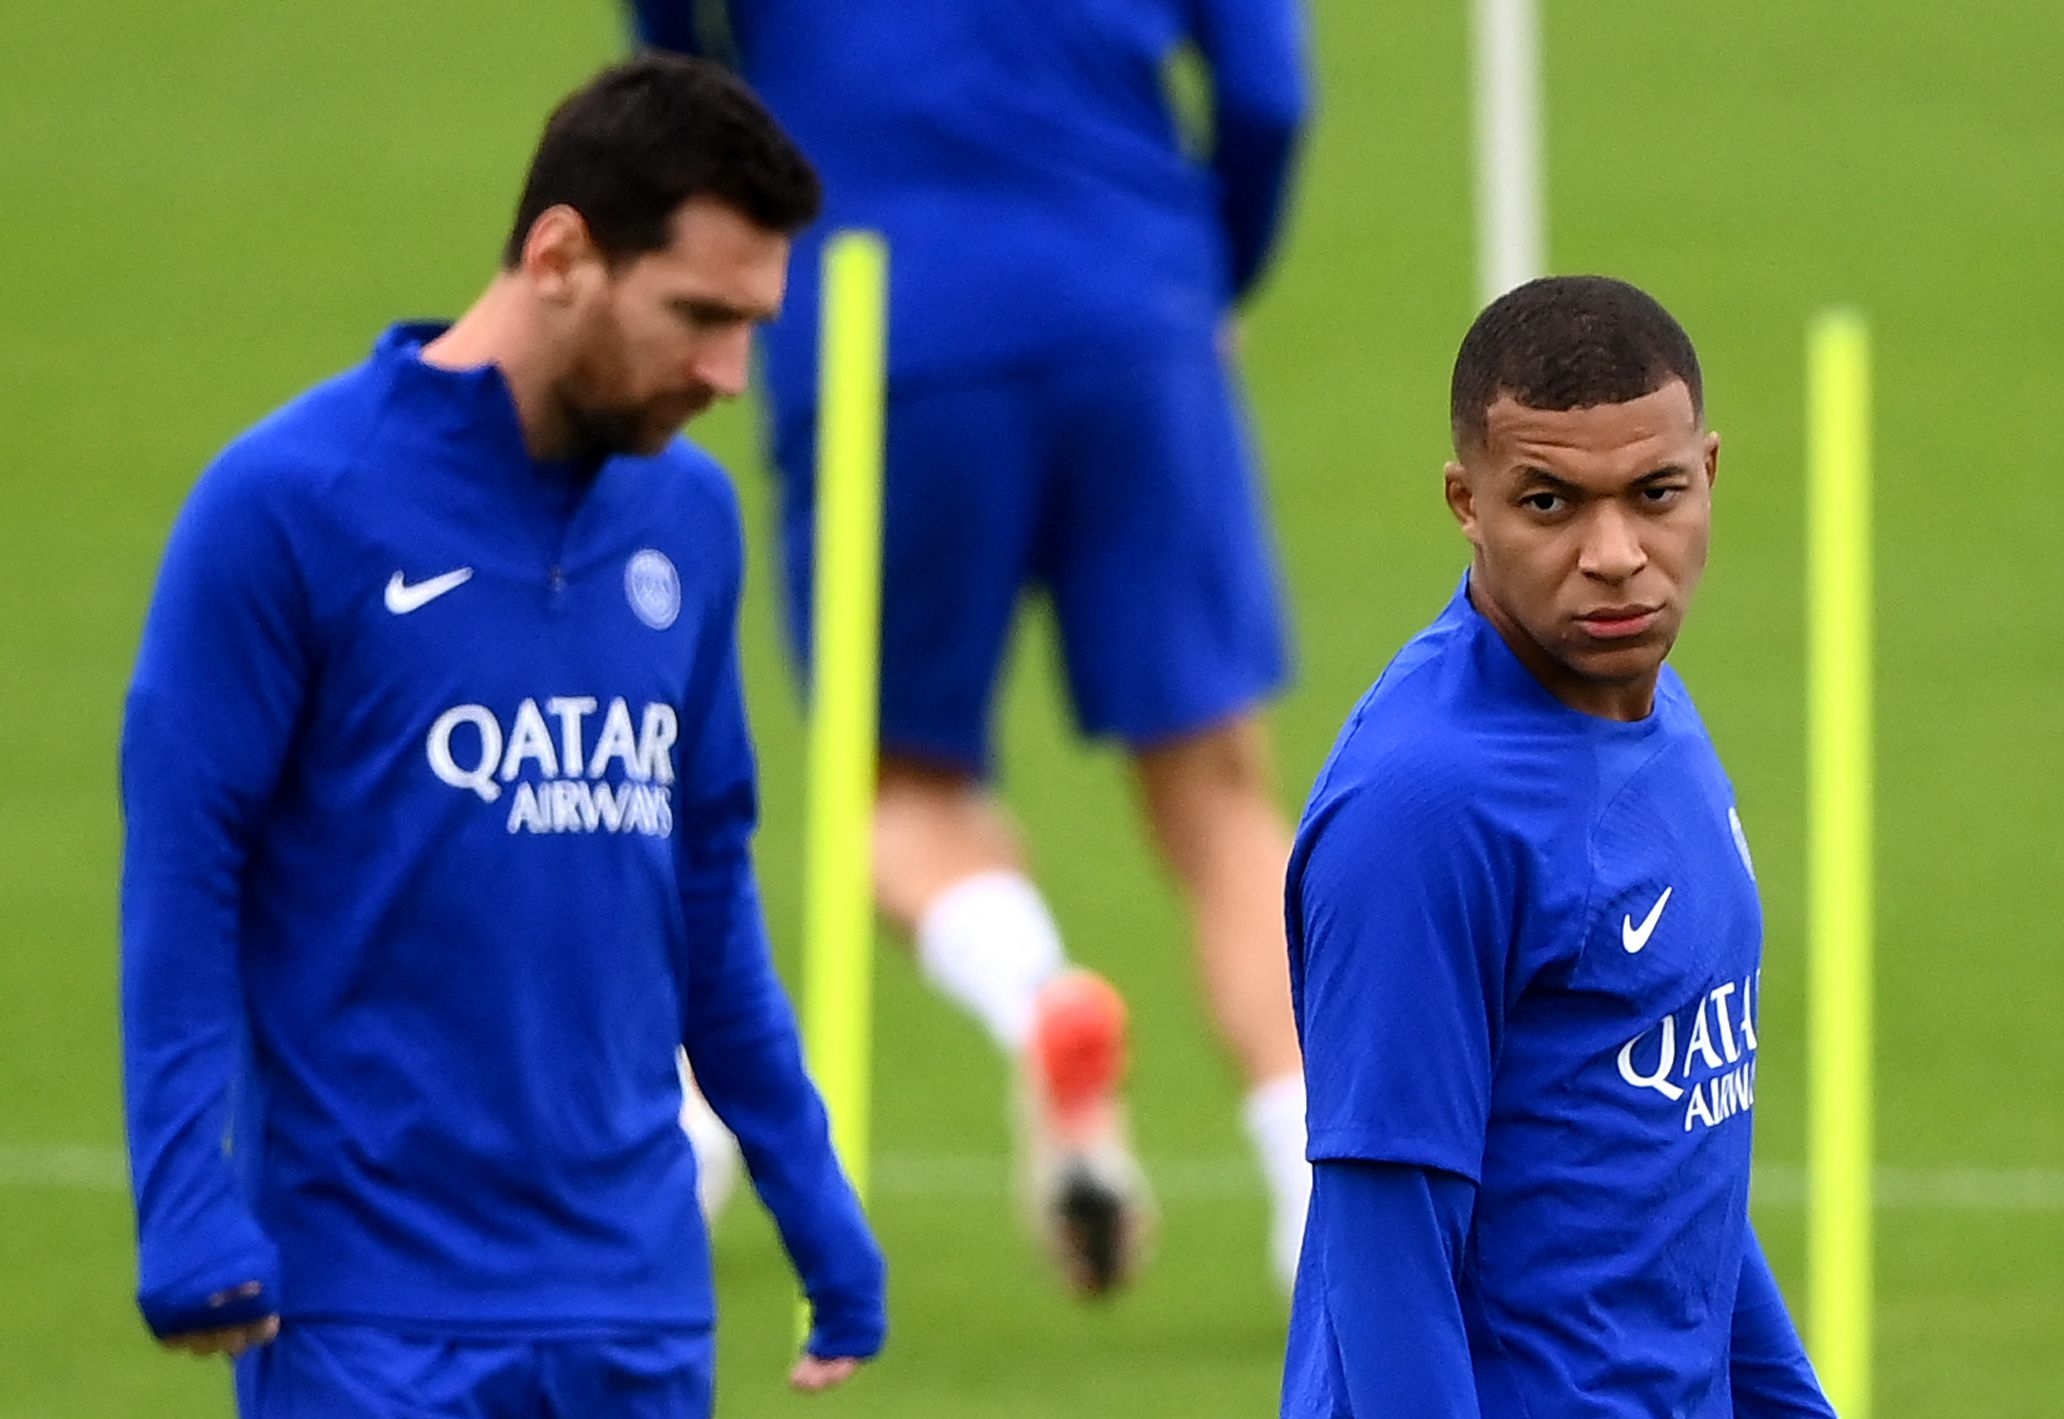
[
  {"xmin": 770, "ymin": 342, "xmax": 1291, "ymax": 776},
  {"xmin": 234, "ymin": 1323, "xmax": 713, "ymax": 1419}
]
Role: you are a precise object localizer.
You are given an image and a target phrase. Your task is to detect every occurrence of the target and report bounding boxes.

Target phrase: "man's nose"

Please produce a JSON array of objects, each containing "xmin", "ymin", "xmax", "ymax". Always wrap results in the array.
[
  {"xmin": 1578, "ymin": 505, "xmax": 1647, "ymax": 581},
  {"xmin": 693, "ymin": 327, "xmax": 753, "ymax": 400}
]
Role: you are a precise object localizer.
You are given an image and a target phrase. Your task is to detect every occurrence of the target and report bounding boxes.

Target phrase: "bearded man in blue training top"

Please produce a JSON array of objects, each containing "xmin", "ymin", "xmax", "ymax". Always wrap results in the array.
[
  {"xmin": 1283, "ymin": 277, "xmax": 1836, "ymax": 1417},
  {"xmin": 120, "ymin": 57, "xmax": 883, "ymax": 1417}
]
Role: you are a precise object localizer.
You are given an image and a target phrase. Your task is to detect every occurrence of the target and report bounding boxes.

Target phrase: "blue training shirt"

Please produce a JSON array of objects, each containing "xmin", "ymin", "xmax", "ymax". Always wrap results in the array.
[
  {"xmin": 627, "ymin": 0, "xmax": 1310, "ymax": 410},
  {"xmin": 120, "ymin": 325, "xmax": 884, "ymax": 1354},
  {"xmin": 1284, "ymin": 580, "xmax": 1828, "ymax": 1417}
]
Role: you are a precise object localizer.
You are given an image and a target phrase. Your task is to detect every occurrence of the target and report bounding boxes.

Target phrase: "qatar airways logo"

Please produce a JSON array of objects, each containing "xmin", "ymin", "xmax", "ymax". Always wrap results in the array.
[
  {"xmin": 1615, "ymin": 971, "xmax": 1761, "ymax": 1133},
  {"xmin": 426, "ymin": 696, "xmax": 676, "ymax": 837}
]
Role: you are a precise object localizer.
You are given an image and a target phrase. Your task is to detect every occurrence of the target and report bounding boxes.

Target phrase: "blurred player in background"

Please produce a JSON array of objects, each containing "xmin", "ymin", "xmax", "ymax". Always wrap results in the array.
[
  {"xmin": 630, "ymin": 0, "xmax": 1314, "ymax": 1297},
  {"xmin": 119, "ymin": 56, "xmax": 884, "ymax": 1416},
  {"xmin": 1283, "ymin": 276, "xmax": 1832, "ymax": 1416}
]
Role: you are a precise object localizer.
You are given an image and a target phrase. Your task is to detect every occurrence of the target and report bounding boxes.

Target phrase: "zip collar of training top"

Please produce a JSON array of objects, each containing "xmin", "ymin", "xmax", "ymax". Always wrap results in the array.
[{"xmin": 371, "ymin": 321, "xmax": 605, "ymax": 497}]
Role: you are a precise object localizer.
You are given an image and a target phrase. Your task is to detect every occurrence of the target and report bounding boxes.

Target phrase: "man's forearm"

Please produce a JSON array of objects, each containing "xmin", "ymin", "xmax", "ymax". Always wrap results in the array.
[
  {"xmin": 121, "ymin": 693, "xmax": 281, "ymax": 1335},
  {"xmin": 1307, "ymin": 1159, "xmax": 1479, "ymax": 1416},
  {"xmin": 680, "ymin": 867, "xmax": 886, "ymax": 1358}
]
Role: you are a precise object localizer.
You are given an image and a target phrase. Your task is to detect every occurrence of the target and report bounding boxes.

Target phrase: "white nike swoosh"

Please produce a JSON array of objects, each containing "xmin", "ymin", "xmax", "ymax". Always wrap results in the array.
[
  {"xmin": 1621, "ymin": 886, "xmax": 1674, "ymax": 954},
  {"xmin": 384, "ymin": 567, "xmax": 473, "ymax": 614}
]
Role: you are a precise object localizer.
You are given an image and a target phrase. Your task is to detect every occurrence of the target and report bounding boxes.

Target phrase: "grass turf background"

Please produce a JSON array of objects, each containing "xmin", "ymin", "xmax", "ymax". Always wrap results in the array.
[{"xmin": 2, "ymin": 2, "xmax": 2058, "ymax": 1412}]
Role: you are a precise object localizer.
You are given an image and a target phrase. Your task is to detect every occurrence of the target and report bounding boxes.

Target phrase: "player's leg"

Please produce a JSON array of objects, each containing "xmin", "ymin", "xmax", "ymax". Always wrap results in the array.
[
  {"xmin": 1044, "ymin": 339, "xmax": 1309, "ymax": 1291},
  {"xmin": 1130, "ymin": 716, "xmax": 1300, "ymax": 1084},
  {"xmin": 1129, "ymin": 712, "xmax": 1308, "ymax": 1289},
  {"xmin": 773, "ymin": 379, "xmax": 1148, "ymax": 1294},
  {"xmin": 874, "ymin": 755, "xmax": 1150, "ymax": 1295},
  {"xmin": 875, "ymin": 754, "xmax": 1063, "ymax": 1052}
]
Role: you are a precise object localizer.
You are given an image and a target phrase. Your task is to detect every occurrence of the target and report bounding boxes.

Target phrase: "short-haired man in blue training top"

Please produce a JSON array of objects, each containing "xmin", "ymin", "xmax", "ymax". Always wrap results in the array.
[
  {"xmin": 630, "ymin": 0, "xmax": 1314, "ymax": 1297},
  {"xmin": 1283, "ymin": 277, "xmax": 1835, "ymax": 1417},
  {"xmin": 120, "ymin": 56, "xmax": 883, "ymax": 1416}
]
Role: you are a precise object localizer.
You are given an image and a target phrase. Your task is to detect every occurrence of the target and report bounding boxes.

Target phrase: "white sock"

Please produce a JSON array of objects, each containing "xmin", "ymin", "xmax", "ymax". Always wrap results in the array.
[
  {"xmin": 1244, "ymin": 1072, "xmax": 1311, "ymax": 1294},
  {"xmin": 676, "ymin": 1052, "xmax": 741, "ymax": 1223},
  {"xmin": 915, "ymin": 869, "xmax": 1067, "ymax": 1053}
]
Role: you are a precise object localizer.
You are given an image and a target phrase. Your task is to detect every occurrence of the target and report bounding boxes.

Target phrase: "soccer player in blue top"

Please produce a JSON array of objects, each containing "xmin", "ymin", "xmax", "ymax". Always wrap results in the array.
[
  {"xmin": 1282, "ymin": 277, "xmax": 1836, "ymax": 1417},
  {"xmin": 120, "ymin": 57, "xmax": 884, "ymax": 1416},
  {"xmin": 629, "ymin": 0, "xmax": 1314, "ymax": 1297}
]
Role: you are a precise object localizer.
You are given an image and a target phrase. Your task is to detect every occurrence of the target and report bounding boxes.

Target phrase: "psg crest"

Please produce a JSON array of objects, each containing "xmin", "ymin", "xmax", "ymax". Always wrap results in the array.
[{"xmin": 625, "ymin": 549, "xmax": 680, "ymax": 631}]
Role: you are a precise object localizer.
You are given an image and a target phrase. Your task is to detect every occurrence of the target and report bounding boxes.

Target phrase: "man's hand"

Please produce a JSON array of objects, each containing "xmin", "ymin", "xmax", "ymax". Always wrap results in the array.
[
  {"xmin": 788, "ymin": 1355, "xmax": 863, "ymax": 1393},
  {"xmin": 156, "ymin": 1281, "xmax": 280, "ymax": 1359}
]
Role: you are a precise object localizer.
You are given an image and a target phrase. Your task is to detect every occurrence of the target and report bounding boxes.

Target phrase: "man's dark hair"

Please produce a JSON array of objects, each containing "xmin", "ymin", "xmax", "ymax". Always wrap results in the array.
[
  {"xmin": 1450, "ymin": 276, "xmax": 1703, "ymax": 452},
  {"xmin": 502, "ymin": 55, "xmax": 821, "ymax": 268}
]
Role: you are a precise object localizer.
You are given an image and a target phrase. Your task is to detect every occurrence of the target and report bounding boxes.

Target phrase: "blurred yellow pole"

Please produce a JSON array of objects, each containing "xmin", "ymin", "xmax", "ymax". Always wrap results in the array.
[
  {"xmin": 802, "ymin": 231, "xmax": 889, "ymax": 1201},
  {"xmin": 1805, "ymin": 308, "xmax": 1874, "ymax": 1419}
]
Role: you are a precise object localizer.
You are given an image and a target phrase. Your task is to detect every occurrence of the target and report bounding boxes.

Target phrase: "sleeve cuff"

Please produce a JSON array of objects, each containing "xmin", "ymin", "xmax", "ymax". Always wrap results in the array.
[
  {"xmin": 137, "ymin": 1237, "xmax": 280, "ymax": 1339},
  {"xmin": 806, "ymin": 1305, "xmax": 887, "ymax": 1361}
]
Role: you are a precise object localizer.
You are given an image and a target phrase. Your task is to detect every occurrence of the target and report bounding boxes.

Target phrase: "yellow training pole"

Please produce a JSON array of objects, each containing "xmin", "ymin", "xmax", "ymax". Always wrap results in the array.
[
  {"xmin": 1805, "ymin": 308, "xmax": 1874, "ymax": 1419},
  {"xmin": 802, "ymin": 231, "xmax": 889, "ymax": 1205}
]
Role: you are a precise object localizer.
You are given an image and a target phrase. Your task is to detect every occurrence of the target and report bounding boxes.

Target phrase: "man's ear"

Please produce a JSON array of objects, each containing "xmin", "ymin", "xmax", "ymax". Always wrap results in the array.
[
  {"xmin": 519, "ymin": 206, "xmax": 599, "ymax": 306},
  {"xmin": 1444, "ymin": 460, "xmax": 1481, "ymax": 544}
]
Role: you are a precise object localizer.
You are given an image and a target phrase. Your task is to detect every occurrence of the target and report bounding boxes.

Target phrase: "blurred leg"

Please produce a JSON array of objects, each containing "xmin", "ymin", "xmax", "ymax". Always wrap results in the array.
[
  {"xmin": 875, "ymin": 752, "xmax": 1149, "ymax": 1294},
  {"xmin": 874, "ymin": 754, "xmax": 1063, "ymax": 1052},
  {"xmin": 1131, "ymin": 712, "xmax": 1309, "ymax": 1290},
  {"xmin": 1129, "ymin": 713, "xmax": 1300, "ymax": 1086},
  {"xmin": 874, "ymin": 756, "xmax": 1026, "ymax": 933}
]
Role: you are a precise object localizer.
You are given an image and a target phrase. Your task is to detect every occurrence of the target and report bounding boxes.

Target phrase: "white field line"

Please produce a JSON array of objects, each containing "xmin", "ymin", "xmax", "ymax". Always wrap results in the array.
[{"xmin": 9, "ymin": 1145, "xmax": 2064, "ymax": 1212}]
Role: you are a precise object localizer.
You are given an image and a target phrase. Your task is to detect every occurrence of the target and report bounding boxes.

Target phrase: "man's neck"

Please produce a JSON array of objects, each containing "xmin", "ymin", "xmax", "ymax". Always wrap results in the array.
[
  {"xmin": 420, "ymin": 278, "xmax": 568, "ymax": 459},
  {"xmin": 1466, "ymin": 573, "xmax": 1659, "ymax": 723}
]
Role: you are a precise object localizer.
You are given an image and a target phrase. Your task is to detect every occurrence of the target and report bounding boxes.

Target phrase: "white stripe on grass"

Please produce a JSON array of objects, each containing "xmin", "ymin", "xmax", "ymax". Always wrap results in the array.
[{"xmin": 11, "ymin": 1144, "xmax": 2064, "ymax": 1212}]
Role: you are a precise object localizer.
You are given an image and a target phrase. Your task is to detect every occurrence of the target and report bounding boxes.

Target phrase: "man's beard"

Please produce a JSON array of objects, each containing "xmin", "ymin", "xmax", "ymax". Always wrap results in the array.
[
  {"xmin": 553, "ymin": 347, "xmax": 709, "ymax": 461},
  {"xmin": 559, "ymin": 399, "xmax": 670, "ymax": 462}
]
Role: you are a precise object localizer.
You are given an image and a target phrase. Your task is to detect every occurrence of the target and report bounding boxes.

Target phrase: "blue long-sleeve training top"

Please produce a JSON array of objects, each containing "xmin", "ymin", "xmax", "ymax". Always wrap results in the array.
[
  {"xmin": 120, "ymin": 324, "xmax": 885, "ymax": 1355},
  {"xmin": 1282, "ymin": 581, "xmax": 1831, "ymax": 1416},
  {"xmin": 627, "ymin": 0, "xmax": 1311, "ymax": 409}
]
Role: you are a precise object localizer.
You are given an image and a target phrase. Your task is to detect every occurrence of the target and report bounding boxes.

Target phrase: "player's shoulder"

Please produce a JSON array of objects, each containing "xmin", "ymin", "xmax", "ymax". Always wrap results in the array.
[
  {"xmin": 1303, "ymin": 592, "xmax": 1572, "ymax": 844},
  {"xmin": 1316, "ymin": 595, "xmax": 1512, "ymax": 786},
  {"xmin": 181, "ymin": 358, "xmax": 391, "ymax": 532}
]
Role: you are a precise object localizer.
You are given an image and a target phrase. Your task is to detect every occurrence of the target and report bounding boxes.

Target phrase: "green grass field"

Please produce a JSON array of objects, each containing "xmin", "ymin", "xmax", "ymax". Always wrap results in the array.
[{"xmin": 4, "ymin": 2, "xmax": 2060, "ymax": 1413}]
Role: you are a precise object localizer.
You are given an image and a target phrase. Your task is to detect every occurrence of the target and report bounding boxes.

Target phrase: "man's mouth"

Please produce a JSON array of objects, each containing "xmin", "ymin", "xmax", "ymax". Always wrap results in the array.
[{"xmin": 1576, "ymin": 605, "xmax": 1661, "ymax": 641}]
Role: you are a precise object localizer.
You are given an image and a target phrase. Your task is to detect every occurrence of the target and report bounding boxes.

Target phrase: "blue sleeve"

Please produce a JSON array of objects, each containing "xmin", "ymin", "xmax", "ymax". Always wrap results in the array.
[
  {"xmin": 622, "ymin": 0, "xmax": 705, "ymax": 54},
  {"xmin": 671, "ymin": 524, "xmax": 886, "ymax": 1362},
  {"xmin": 1286, "ymin": 1160, "xmax": 1478, "ymax": 1416},
  {"xmin": 1731, "ymin": 1231, "xmax": 1835, "ymax": 1418},
  {"xmin": 120, "ymin": 449, "xmax": 304, "ymax": 1337},
  {"xmin": 1190, "ymin": 0, "xmax": 1310, "ymax": 300},
  {"xmin": 1289, "ymin": 767, "xmax": 1513, "ymax": 1180}
]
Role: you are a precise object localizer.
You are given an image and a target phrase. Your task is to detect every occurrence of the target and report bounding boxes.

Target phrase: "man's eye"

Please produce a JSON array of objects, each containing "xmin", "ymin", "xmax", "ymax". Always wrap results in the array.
[
  {"xmin": 1643, "ymin": 484, "xmax": 1686, "ymax": 505},
  {"xmin": 674, "ymin": 303, "xmax": 732, "ymax": 330},
  {"xmin": 1521, "ymin": 492, "xmax": 1565, "ymax": 514}
]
